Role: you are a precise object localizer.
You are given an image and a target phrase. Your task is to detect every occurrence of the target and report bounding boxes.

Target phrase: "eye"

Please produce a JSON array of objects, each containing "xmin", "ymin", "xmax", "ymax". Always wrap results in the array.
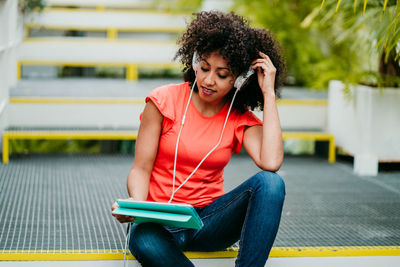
[
  {"xmin": 218, "ymin": 74, "xmax": 228, "ymax": 79},
  {"xmin": 200, "ymin": 67, "xmax": 209, "ymax": 72}
]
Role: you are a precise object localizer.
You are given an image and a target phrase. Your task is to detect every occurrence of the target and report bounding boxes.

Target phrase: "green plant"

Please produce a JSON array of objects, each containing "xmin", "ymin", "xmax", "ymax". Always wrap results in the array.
[
  {"xmin": 307, "ymin": 0, "xmax": 400, "ymax": 87},
  {"xmin": 18, "ymin": 0, "xmax": 45, "ymax": 14},
  {"xmin": 10, "ymin": 139, "xmax": 100, "ymax": 154},
  {"xmin": 233, "ymin": 0, "xmax": 359, "ymax": 89},
  {"xmin": 153, "ymin": 0, "xmax": 202, "ymax": 13}
]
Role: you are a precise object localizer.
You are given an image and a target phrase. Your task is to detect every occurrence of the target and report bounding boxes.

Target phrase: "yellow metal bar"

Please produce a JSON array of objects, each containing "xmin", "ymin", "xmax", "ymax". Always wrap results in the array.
[
  {"xmin": 185, "ymin": 250, "xmax": 237, "ymax": 259},
  {"xmin": 328, "ymin": 136, "xmax": 336, "ymax": 163},
  {"xmin": 282, "ymin": 132, "xmax": 336, "ymax": 163},
  {"xmin": 2, "ymin": 133, "xmax": 9, "ymax": 164},
  {"xmin": 270, "ymin": 246, "xmax": 400, "ymax": 257},
  {"xmin": 25, "ymin": 26, "xmax": 30, "ymax": 38},
  {"xmin": 5, "ymin": 131, "xmax": 138, "ymax": 140},
  {"xmin": 19, "ymin": 60, "xmax": 127, "ymax": 67},
  {"xmin": 107, "ymin": 29, "xmax": 118, "ymax": 39},
  {"xmin": 0, "ymin": 252, "xmax": 128, "ymax": 261},
  {"xmin": 96, "ymin": 5, "xmax": 105, "ymax": 11},
  {"xmin": 277, "ymin": 99, "xmax": 328, "ymax": 106},
  {"xmin": 7, "ymin": 97, "xmax": 328, "ymax": 107},
  {"xmin": 3, "ymin": 130, "xmax": 138, "ymax": 162},
  {"xmin": 1, "ymin": 249, "xmax": 122, "ymax": 253},
  {"xmin": 17, "ymin": 61, "xmax": 21, "ymax": 80},
  {"xmin": 126, "ymin": 64, "xmax": 138, "ymax": 81},
  {"xmin": 1, "ymin": 246, "xmax": 399, "ymax": 261},
  {"xmin": 282, "ymin": 132, "xmax": 334, "ymax": 140},
  {"xmin": 10, "ymin": 97, "xmax": 145, "ymax": 105}
]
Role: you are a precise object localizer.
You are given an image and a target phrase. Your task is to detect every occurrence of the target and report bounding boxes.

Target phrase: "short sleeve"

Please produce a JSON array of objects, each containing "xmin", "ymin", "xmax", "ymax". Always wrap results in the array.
[
  {"xmin": 233, "ymin": 110, "xmax": 263, "ymax": 154},
  {"xmin": 144, "ymin": 84, "xmax": 178, "ymax": 133},
  {"xmin": 145, "ymin": 85, "xmax": 176, "ymax": 121}
]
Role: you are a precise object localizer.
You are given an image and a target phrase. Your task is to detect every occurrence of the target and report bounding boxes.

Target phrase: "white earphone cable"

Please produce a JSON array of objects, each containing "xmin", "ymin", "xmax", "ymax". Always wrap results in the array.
[
  {"xmin": 168, "ymin": 86, "xmax": 240, "ymax": 203},
  {"xmin": 169, "ymin": 78, "xmax": 197, "ymax": 203},
  {"xmin": 123, "ymin": 222, "xmax": 132, "ymax": 267}
]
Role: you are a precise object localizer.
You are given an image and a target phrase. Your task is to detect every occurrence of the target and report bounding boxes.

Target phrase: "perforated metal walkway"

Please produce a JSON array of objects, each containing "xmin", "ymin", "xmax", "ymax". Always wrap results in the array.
[{"xmin": 1, "ymin": 153, "xmax": 399, "ymax": 257}]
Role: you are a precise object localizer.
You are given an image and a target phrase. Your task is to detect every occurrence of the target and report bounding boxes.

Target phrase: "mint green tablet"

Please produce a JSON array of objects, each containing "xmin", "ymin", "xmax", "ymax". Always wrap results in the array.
[{"xmin": 113, "ymin": 199, "xmax": 203, "ymax": 230}]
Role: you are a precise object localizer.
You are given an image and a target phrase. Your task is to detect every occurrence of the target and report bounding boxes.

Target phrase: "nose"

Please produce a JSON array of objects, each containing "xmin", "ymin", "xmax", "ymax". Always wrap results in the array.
[{"xmin": 204, "ymin": 72, "xmax": 216, "ymax": 86}]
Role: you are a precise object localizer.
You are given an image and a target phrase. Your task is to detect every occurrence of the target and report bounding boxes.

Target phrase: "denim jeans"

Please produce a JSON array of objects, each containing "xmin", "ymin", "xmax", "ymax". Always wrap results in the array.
[{"xmin": 128, "ymin": 171, "xmax": 285, "ymax": 267}]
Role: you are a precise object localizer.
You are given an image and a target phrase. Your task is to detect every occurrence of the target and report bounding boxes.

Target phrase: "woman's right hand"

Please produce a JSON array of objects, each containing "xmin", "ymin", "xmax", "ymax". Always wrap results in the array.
[{"xmin": 111, "ymin": 201, "xmax": 135, "ymax": 223}]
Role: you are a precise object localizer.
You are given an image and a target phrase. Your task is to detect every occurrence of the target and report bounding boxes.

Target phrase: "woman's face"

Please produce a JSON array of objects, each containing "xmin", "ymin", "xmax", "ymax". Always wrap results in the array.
[{"xmin": 196, "ymin": 51, "xmax": 235, "ymax": 106}]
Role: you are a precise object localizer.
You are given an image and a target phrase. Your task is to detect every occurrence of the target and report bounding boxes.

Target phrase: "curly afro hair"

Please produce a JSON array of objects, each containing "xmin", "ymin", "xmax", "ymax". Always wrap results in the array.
[{"xmin": 175, "ymin": 11, "xmax": 286, "ymax": 113}]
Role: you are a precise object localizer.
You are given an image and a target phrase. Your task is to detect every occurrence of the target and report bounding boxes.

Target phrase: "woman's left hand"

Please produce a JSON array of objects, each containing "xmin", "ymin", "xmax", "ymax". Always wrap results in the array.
[{"xmin": 251, "ymin": 51, "xmax": 276, "ymax": 96}]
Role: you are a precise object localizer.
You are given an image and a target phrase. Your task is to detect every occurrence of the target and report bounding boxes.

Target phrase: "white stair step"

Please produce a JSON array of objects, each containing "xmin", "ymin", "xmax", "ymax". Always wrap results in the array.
[
  {"xmin": 18, "ymin": 38, "xmax": 179, "ymax": 64},
  {"xmin": 45, "ymin": 0, "xmax": 162, "ymax": 9},
  {"xmin": 27, "ymin": 9, "xmax": 187, "ymax": 33}
]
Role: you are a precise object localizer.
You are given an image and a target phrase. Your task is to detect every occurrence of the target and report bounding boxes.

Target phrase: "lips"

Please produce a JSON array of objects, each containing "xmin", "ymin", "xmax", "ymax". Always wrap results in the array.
[{"xmin": 201, "ymin": 87, "xmax": 216, "ymax": 96}]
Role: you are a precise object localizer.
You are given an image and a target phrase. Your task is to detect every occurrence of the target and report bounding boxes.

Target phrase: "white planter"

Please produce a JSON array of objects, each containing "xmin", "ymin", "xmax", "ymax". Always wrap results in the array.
[{"xmin": 328, "ymin": 80, "xmax": 400, "ymax": 176}]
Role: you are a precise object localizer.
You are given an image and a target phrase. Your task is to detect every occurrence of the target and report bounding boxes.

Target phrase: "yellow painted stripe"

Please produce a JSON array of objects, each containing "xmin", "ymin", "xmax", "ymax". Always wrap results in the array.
[
  {"xmin": 1, "ymin": 249, "xmax": 122, "ymax": 253},
  {"xmin": 95, "ymin": 5, "xmax": 105, "ymax": 11},
  {"xmin": 282, "ymin": 132, "xmax": 334, "ymax": 140},
  {"xmin": 4, "ymin": 131, "xmax": 333, "ymax": 142},
  {"xmin": 0, "ymin": 252, "xmax": 128, "ymax": 261},
  {"xmin": 23, "ymin": 37, "xmax": 177, "ymax": 45},
  {"xmin": 186, "ymin": 250, "xmax": 238, "ymax": 258},
  {"xmin": 18, "ymin": 60, "xmax": 127, "ymax": 66},
  {"xmin": 271, "ymin": 246, "xmax": 400, "ymax": 257},
  {"xmin": 106, "ymin": 29, "xmax": 118, "ymax": 39},
  {"xmin": 2, "ymin": 134, "xmax": 9, "ymax": 164},
  {"xmin": 10, "ymin": 98, "xmax": 145, "ymax": 105},
  {"xmin": 0, "ymin": 246, "xmax": 399, "ymax": 261},
  {"xmin": 277, "ymin": 99, "xmax": 328, "ymax": 106},
  {"xmin": 282, "ymin": 131, "xmax": 335, "ymax": 163},
  {"xmin": 16, "ymin": 61, "xmax": 21, "ymax": 80},
  {"xmin": 4, "ymin": 131, "xmax": 138, "ymax": 140},
  {"xmin": 10, "ymin": 98, "xmax": 327, "ymax": 106},
  {"xmin": 26, "ymin": 24, "xmax": 184, "ymax": 33}
]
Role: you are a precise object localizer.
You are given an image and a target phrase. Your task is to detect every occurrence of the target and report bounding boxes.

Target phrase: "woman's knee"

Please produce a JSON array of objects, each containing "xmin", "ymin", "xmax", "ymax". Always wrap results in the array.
[
  {"xmin": 129, "ymin": 223, "xmax": 193, "ymax": 267},
  {"xmin": 129, "ymin": 223, "xmax": 167, "ymax": 258},
  {"xmin": 253, "ymin": 171, "xmax": 286, "ymax": 200}
]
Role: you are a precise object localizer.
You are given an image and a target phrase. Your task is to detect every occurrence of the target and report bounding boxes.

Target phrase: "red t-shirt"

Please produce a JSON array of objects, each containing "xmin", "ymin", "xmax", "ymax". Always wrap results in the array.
[{"xmin": 146, "ymin": 82, "xmax": 262, "ymax": 207}]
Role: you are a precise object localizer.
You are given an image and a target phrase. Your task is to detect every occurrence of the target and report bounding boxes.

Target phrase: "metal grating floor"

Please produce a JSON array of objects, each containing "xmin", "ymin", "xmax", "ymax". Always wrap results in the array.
[
  {"xmin": 0, "ymin": 154, "xmax": 399, "ymax": 253},
  {"xmin": 0, "ymin": 154, "xmax": 129, "ymax": 252}
]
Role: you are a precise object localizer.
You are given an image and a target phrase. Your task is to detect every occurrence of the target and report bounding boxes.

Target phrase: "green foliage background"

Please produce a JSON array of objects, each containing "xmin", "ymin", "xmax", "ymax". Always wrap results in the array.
[
  {"xmin": 232, "ymin": 0, "xmax": 374, "ymax": 89},
  {"xmin": 10, "ymin": 139, "xmax": 100, "ymax": 154}
]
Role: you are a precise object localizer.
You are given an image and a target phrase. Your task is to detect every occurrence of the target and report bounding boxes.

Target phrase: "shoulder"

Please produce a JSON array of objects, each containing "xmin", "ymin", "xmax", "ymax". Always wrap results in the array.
[
  {"xmin": 146, "ymin": 82, "xmax": 189, "ymax": 120},
  {"xmin": 149, "ymin": 82, "xmax": 188, "ymax": 97},
  {"xmin": 231, "ymin": 108, "xmax": 262, "ymax": 126},
  {"xmin": 147, "ymin": 82, "xmax": 188, "ymax": 103}
]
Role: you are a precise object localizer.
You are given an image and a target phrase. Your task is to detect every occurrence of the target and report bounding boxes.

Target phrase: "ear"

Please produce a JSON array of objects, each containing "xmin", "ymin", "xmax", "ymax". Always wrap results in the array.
[{"xmin": 192, "ymin": 51, "xmax": 200, "ymax": 72}]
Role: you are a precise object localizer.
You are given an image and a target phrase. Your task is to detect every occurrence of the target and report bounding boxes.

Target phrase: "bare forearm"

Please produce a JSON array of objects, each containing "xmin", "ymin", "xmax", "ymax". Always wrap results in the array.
[
  {"xmin": 126, "ymin": 167, "xmax": 151, "ymax": 201},
  {"xmin": 260, "ymin": 92, "xmax": 283, "ymax": 170}
]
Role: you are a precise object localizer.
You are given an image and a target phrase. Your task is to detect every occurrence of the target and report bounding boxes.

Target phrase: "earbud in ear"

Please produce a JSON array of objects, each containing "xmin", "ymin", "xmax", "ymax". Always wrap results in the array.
[{"xmin": 192, "ymin": 51, "xmax": 200, "ymax": 72}]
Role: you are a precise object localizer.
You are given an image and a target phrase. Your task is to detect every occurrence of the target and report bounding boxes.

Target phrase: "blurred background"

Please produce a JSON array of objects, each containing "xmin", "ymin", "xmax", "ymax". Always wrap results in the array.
[{"xmin": 0, "ymin": 0, "xmax": 399, "ymax": 173}]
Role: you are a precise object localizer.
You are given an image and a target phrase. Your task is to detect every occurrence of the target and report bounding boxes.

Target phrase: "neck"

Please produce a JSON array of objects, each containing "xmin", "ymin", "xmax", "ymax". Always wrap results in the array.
[{"xmin": 192, "ymin": 92, "xmax": 227, "ymax": 117}]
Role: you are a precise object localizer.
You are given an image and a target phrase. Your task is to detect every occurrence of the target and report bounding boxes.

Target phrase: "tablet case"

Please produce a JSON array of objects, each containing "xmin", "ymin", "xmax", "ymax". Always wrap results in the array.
[{"xmin": 112, "ymin": 199, "xmax": 204, "ymax": 230}]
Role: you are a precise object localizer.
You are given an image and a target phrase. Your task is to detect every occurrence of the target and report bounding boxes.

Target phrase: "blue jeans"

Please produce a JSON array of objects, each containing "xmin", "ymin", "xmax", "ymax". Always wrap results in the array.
[{"xmin": 128, "ymin": 171, "xmax": 285, "ymax": 267}]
